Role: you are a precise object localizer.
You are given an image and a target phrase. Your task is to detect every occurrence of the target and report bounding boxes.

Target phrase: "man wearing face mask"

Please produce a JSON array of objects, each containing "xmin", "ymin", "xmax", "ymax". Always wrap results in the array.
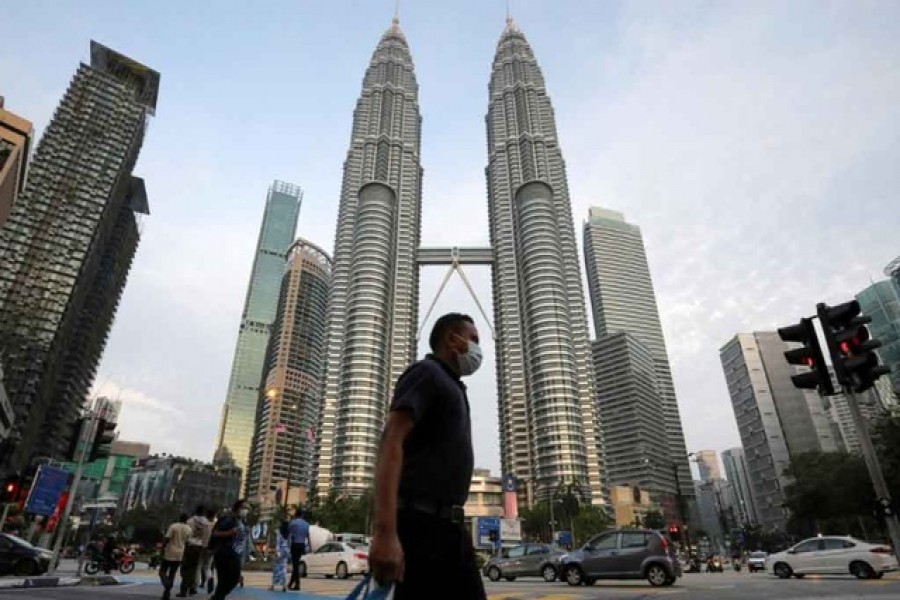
[
  {"xmin": 369, "ymin": 312, "xmax": 486, "ymax": 600},
  {"xmin": 209, "ymin": 499, "xmax": 249, "ymax": 600}
]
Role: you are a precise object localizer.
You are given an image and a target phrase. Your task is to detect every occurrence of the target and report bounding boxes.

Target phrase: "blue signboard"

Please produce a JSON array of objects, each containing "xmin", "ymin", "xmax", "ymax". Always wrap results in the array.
[
  {"xmin": 25, "ymin": 465, "xmax": 70, "ymax": 516},
  {"xmin": 476, "ymin": 517, "xmax": 500, "ymax": 547},
  {"xmin": 502, "ymin": 474, "xmax": 517, "ymax": 493},
  {"xmin": 556, "ymin": 530, "xmax": 573, "ymax": 546}
]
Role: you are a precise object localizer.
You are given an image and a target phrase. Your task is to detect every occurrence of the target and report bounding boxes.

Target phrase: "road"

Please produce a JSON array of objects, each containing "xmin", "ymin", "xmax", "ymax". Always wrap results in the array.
[{"xmin": 1, "ymin": 569, "xmax": 899, "ymax": 599}]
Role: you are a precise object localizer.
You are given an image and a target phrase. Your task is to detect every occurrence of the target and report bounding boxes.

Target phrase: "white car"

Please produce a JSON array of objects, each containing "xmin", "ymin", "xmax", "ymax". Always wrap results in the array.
[
  {"xmin": 299, "ymin": 541, "xmax": 369, "ymax": 579},
  {"xmin": 747, "ymin": 551, "xmax": 767, "ymax": 572},
  {"xmin": 766, "ymin": 536, "xmax": 898, "ymax": 580}
]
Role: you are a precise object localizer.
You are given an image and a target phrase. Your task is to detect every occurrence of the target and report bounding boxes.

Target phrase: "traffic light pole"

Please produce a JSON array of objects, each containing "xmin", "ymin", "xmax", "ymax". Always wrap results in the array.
[
  {"xmin": 844, "ymin": 387, "xmax": 900, "ymax": 561},
  {"xmin": 48, "ymin": 410, "xmax": 96, "ymax": 574}
]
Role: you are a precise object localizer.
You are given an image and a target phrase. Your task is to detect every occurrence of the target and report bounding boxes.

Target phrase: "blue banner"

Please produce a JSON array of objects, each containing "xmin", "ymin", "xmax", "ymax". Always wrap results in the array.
[{"xmin": 25, "ymin": 465, "xmax": 70, "ymax": 516}]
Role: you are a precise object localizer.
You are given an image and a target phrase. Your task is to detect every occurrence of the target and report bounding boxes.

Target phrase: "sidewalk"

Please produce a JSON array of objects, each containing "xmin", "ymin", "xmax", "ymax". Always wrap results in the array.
[{"xmin": 120, "ymin": 572, "xmax": 344, "ymax": 599}]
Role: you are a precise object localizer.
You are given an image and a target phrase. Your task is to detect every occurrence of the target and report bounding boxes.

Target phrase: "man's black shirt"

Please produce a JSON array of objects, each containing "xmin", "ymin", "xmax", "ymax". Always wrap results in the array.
[{"xmin": 390, "ymin": 354, "xmax": 475, "ymax": 507}]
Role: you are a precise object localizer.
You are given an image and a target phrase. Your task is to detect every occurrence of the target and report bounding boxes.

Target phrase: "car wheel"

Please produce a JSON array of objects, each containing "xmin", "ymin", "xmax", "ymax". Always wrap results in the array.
[
  {"xmin": 336, "ymin": 562, "xmax": 349, "ymax": 579},
  {"xmin": 119, "ymin": 561, "xmax": 135, "ymax": 574},
  {"xmin": 299, "ymin": 562, "xmax": 307, "ymax": 578},
  {"xmin": 564, "ymin": 565, "xmax": 584, "ymax": 586},
  {"xmin": 774, "ymin": 563, "xmax": 792, "ymax": 579},
  {"xmin": 14, "ymin": 560, "xmax": 36, "ymax": 576},
  {"xmin": 487, "ymin": 566, "xmax": 501, "ymax": 582},
  {"xmin": 850, "ymin": 561, "xmax": 875, "ymax": 580},
  {"xmin": 541, "ymin": 564, "xmax": 557, "ymax": 582},
  {"xmin": 646, "ymin": 563, "xmax": 668, "ymax": 587}
]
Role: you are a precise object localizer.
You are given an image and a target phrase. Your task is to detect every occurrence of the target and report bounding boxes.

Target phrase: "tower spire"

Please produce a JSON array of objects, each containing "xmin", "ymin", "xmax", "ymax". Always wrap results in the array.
[
  {"xmin": 504, "ymin": 0, "xmax": 516, "ymax": 31},
  {"xmin": 393, "ymin": 0, "xmax": 400, "ymax": 25}
]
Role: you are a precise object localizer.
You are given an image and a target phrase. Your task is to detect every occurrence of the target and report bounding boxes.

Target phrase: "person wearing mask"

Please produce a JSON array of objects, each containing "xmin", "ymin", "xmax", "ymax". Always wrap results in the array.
[
  {"xmin": 209, "ymin": 499, "xmax": 249, "ymax": 600},
  {"xmin": 287, "ymin": 508, "xmax": 311, "ymax": 591},
  {"xmin": 176, "ymin": 505, "xmax": 211, "ymax": 597},
  {"xmin": 198, "ymin": 508, "xmax": 217, "ymax": 594},
  {"xmin": 368, "ymin": 313, "xmax": 486, "ymax": 599},
  {"xmin": 160, "ymin": 515, "xmax": 192, "ymax": 600},
  {"xmin": 270, "ymin": 521, "xmax": 291, "ymax": 592}
]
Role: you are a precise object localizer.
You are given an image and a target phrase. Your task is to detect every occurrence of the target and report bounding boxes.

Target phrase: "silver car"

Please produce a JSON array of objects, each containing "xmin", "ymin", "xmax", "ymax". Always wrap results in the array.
[
  {"xmin": 559, "ymin": 529, "xmax": 680, "ymax": 587},
  {"xmin": 484, "ymin": 543, "xmax": 565, "ymax": 582}
]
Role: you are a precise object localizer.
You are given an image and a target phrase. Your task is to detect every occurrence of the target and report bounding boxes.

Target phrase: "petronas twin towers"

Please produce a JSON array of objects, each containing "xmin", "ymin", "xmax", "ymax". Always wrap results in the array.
[{"xmin": 314, "ymin": 17, "xmax": 604, "ymax": 506}]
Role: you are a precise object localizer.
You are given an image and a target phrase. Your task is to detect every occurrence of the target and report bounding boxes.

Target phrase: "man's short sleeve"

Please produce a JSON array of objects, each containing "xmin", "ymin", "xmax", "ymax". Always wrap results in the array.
[{"xmin": 390, "ymin": 362, "xmax": 434, "ymax": 424}]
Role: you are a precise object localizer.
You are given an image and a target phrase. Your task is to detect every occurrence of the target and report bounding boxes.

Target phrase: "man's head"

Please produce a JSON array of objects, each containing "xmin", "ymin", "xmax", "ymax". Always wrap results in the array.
[
  {"xmin": 294, "ymin": 507, "xmax": 304, "ymax": 519},
  {"xmin": 429, "ymin": 313, "xmax": 482, "ymax": 377}
]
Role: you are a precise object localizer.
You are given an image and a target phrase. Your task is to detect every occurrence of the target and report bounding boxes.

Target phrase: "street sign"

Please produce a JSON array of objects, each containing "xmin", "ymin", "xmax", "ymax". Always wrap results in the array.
[
  {"xmin": 24, "ymin": 466, "xmax": 70, "ymax": 517},
  {"xmin": 557, "ymin": 530, "xmax": 573, "ymax": 546},
  {"xmin": 500, "ymin": 518, "xmax": 521, "ymax": 543}
]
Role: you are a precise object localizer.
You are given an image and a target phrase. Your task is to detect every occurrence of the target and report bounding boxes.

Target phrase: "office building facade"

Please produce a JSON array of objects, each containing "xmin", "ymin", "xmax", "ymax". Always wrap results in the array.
[
  {"xmin": 695, "ymin": 450, "xmax": 721, "ymax": 482},
  {"xmin": 592, "ymin": 334, "xmax": 667, "ymax": 493},
  {"xmin": 119, "ymin": 455, "xmax": 241, "ymax": 515},
  {"xmin": 583, "ymin": 206, "xmax": 690, "ymax": 501},
  {"xmin": 215, "ymin": 181, "xmax": 301, "ymax": 483},
  {"xmin": 314, "ymin": 18, "xmax": 424, "ymax": 498},
  {"xmin": 0, "ymin": 42, "xmax": 157, "ymax": 475},
  {"xmin": 247, "ymin": 239, "xmax": 331, "ymax": 502},
  {"xmin": 720, "ymin": 332, "xmax": 840, "ymax": 530},
  {"xmin": 0, "ymin": 97, "xmax": 33, "ymax": 227},
  {"xmin": 721, "ymin": 447, "xmax": 756, "ymax": 525},
  {"xmin": 857, "ymin": 279, "xmax": 900, "ymax": 397},
  {"xmin": 485, "ymin": 19, "xmax": 604, "ymax": 505}
]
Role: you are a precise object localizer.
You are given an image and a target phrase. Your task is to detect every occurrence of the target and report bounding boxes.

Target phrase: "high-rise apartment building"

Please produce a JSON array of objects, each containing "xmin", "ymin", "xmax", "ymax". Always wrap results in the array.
[
  {"xmin": 720, "ymin": 332, "xmax": 841, "ymax": 530},
  {"xmin": 246, "ymin": 239, "xmax": 331, "ymax": 502},
  {"xmin": 485, "ymin": 19, "xmax": 604, "ymax": 505},
  {"xmin": 857, "ymin": 279, "xmax": 900, "ymax": 397},
  {"xmin": 215, "ymin": 181, "xmax": 301, "ymax": 483},
  {"xmin": 314, "ymin": 18, "xmax": 424, "ymax": 498},
  {"xmin": 583, "ymin": 206, "xmax": 690, "ymax": 501},
  {"xmin": 721, "ymin": 447, "xmax": 756, "ymax": 525},
  {"xmin": 0, "ymin": 42, "xmax": 158, "ymax": 475},
  {"xmin": 886, "ymin": 257, "xmax": 900, "ymax": 297},
  {"xmin": 0, "ymin": 97, "xmax": 33, "ymax": 227},
  {"xmin": 695, "ymin": 450, "xmax": 721, "ymax": 482},
  {"xmin": 591, "ymin": 333, "xmax": 665, "ymax": 493}
]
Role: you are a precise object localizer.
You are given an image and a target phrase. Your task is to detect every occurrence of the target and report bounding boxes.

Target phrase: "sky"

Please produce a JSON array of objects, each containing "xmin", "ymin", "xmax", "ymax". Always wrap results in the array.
[{"xmin": 2, "ymin": 0, "xmax": 899, "ymax": 478}]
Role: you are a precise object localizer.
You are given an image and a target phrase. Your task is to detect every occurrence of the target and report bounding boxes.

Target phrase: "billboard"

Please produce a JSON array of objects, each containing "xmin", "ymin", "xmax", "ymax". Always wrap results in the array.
[
  {"xmin": 475, "ymin": 517, "xmax": 500, "ymax": 548},
  {"xmin": 500, "ymin": 518, "xmax": 521, "ymax": 543}
]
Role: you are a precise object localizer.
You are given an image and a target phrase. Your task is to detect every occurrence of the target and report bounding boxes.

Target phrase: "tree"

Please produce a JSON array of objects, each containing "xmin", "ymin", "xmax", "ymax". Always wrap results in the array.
[
  {"xmin": 116, "ymin": 502, "xmax": 182, "ymax": 546},
  {"xmin": 643, "ymin": 510, "xmax": 667, "ymax": 530},
  {"xmin": 307, "ymin": 490, "xmax": 373, "ymax": 534},
  {"xmin": 783, "ymin": 451, "xmax": 875, "ymax": 539},
  {"xmin": 572, "ymin": 506, "xmax": 612, "ymax": 546},
  {"xmin": 874, "ymin": 414, "xmax": 900, "ymax": 502}
]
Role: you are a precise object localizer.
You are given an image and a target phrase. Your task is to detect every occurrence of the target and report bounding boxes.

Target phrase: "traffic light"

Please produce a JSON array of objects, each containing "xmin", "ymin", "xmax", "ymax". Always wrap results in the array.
[
  {"xmin": 818, "ymin": 301, "xmax": 892, "ymax": 392},
  {"xmin": 777, "ymin": 317, "xmax": 834, "ymax": 395},
  {"xmin": 89, "ymin": 419, "xmax": 116, "ymax": 461},
  {"xmin": 668, "ymin": 525, "xmax": 682, "ymax": 543},
  {"xmin": 2, "ymin": 476, "xmax": 21, "ymax": 502}
]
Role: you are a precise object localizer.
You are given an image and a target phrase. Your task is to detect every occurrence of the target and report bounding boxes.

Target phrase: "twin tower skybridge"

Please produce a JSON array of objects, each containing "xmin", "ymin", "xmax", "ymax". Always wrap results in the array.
[{"xmin": 415, "ymin": 246, "xmax": 496, "ymax": 342}]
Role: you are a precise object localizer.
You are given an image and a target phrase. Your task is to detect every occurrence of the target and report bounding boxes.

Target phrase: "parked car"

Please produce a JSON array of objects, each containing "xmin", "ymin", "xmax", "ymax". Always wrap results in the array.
[
  {"xmin": 747, "ymin": 551, "xmax": 767, "ymax": 573},
  {"xmin": 483, "ymin": 543, "xmax": 565, "ymax": 582},
  {"xmin": 0, "ymin": 533, "xmax": 52, "ymax": 576},
  {"xmin": 299, "ymin": 541, "xmax": 368, "ymax": 579},
  {"xmin": 559, "ymin": 529, "xmax": 680, "ymax": 587},
  {"xmin": 766, "ymin": 536, "xmax": 899, "ymax": 580}
]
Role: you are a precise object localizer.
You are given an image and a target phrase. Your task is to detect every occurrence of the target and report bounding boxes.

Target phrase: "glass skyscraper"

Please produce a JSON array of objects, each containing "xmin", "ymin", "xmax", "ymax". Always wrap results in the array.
[
  {"xmin": 214, "ymin": 181, "xmax": 301, "ymax": 485},
  {"xmin": 0, "ymin": 41, "xmax": 157, "ymax": 475},
  {"xmin": 856, "ymin": 279, "xmax": 900, "ymax": 397}
]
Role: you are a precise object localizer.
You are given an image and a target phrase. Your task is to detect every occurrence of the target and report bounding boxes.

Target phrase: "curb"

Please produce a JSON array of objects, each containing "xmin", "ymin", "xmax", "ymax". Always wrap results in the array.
[
  {"xmin": 0, "ymin": 576, "xmax": 82, "ymax": 589},
  {"xmin": 79, "ymin": 574, "xmax": 121, "ymax": 586}
]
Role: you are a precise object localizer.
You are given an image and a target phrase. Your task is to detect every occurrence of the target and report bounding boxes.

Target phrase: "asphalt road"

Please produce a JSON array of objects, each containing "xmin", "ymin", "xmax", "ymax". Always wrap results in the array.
[{"xmin": 2, "ymin": 570, "xmax": 899, "ymax": 599}]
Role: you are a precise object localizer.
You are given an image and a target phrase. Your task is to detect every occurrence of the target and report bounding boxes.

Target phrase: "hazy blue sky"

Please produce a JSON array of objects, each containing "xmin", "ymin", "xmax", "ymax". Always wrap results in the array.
[{"xmin": 2, "ymin": 0, "xmax": 898, "ymax": 476}]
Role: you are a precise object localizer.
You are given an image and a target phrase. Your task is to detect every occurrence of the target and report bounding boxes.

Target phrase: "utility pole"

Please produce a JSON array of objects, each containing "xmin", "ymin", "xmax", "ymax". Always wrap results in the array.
[
  {"xmin": 845, "ymin": 387, "xmax": 900, "ymax": 560},
  {"xmin": 49, "ymin": 410, "xmax": 96, "ymax": 574}
]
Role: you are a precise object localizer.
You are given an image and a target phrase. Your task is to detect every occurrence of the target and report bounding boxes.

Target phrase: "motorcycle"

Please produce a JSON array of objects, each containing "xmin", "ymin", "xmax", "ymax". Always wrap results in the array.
[
  {"xmin": 84, "ymin": 548, "xmax": 135, "ymax": 575},
  {"xmin": 707, "ymin": 556, "xmax": 724, "ymax": 573}
]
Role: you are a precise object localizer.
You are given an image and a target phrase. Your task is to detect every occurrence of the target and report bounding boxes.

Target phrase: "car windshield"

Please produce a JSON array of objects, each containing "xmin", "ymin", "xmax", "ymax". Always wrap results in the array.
[
  {"xmin": 750, "ymin": 552, "xmax": 766, "ymax": 558},
  {"xmin": 2, "ymin": 534, "xmax": 33, "ymax": 548}
]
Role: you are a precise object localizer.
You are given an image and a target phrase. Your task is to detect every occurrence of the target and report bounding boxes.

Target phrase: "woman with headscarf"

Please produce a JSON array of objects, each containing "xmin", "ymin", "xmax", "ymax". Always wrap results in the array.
[{"xmin": 270, "ymin": 521, "xmax": 291, "ymax": 592}]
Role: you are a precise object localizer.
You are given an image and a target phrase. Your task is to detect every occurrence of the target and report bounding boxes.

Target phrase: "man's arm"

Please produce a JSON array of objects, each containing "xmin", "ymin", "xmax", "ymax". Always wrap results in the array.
[{"xmin": 369, "ymin": 409, "xmax": 414, "ymax": 584}]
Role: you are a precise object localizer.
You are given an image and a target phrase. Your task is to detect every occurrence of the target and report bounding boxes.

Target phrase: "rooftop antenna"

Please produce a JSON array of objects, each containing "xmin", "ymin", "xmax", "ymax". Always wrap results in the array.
[{"xmin": 393, "ymin": 0, "xmax": 400, "ymax": 24}]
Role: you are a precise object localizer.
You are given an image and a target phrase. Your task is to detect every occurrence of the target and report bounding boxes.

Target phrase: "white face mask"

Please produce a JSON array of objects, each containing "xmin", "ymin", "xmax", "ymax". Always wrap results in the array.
[
  {"xmin": 238, "ymin": 509, "xmax": 249, "ymax": 518},
  {"xmin": 457, "ymin": 339, "xmax": 483, "ymax": 377}
]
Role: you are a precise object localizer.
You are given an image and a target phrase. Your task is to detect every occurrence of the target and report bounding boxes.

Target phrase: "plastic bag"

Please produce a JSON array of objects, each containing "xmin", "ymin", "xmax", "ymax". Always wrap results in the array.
[{"xmin": 345, "ymin": 575, "xmax": 395, "ymax": 600}]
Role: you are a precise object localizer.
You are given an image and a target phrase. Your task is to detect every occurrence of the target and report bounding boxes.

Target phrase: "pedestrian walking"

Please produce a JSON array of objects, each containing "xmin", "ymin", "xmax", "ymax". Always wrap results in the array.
[
  {"xmin": 198, "ymin": 508, "xmax": 217, "ymax": 594},
  {"xmin": 209, "ymin": 499, "xmax": 249, "ymax": 600},
  {"xmin": 160, "ymin": 515, "xmax": 192, "ymax": 600},
  {"xmin": 368, "ymin": 313, "xmax": 486, "ymax": 599},
  {"xmin": 287, "ymin": 508, "xmax": 311, "ymax": 590},
  {"xmin": 176, "ymin": 505, "xmax": 211, "ymax": 597},
  {"xmin": 270, "ymin": 521, "xmax": 290, "ymax": 592}
]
